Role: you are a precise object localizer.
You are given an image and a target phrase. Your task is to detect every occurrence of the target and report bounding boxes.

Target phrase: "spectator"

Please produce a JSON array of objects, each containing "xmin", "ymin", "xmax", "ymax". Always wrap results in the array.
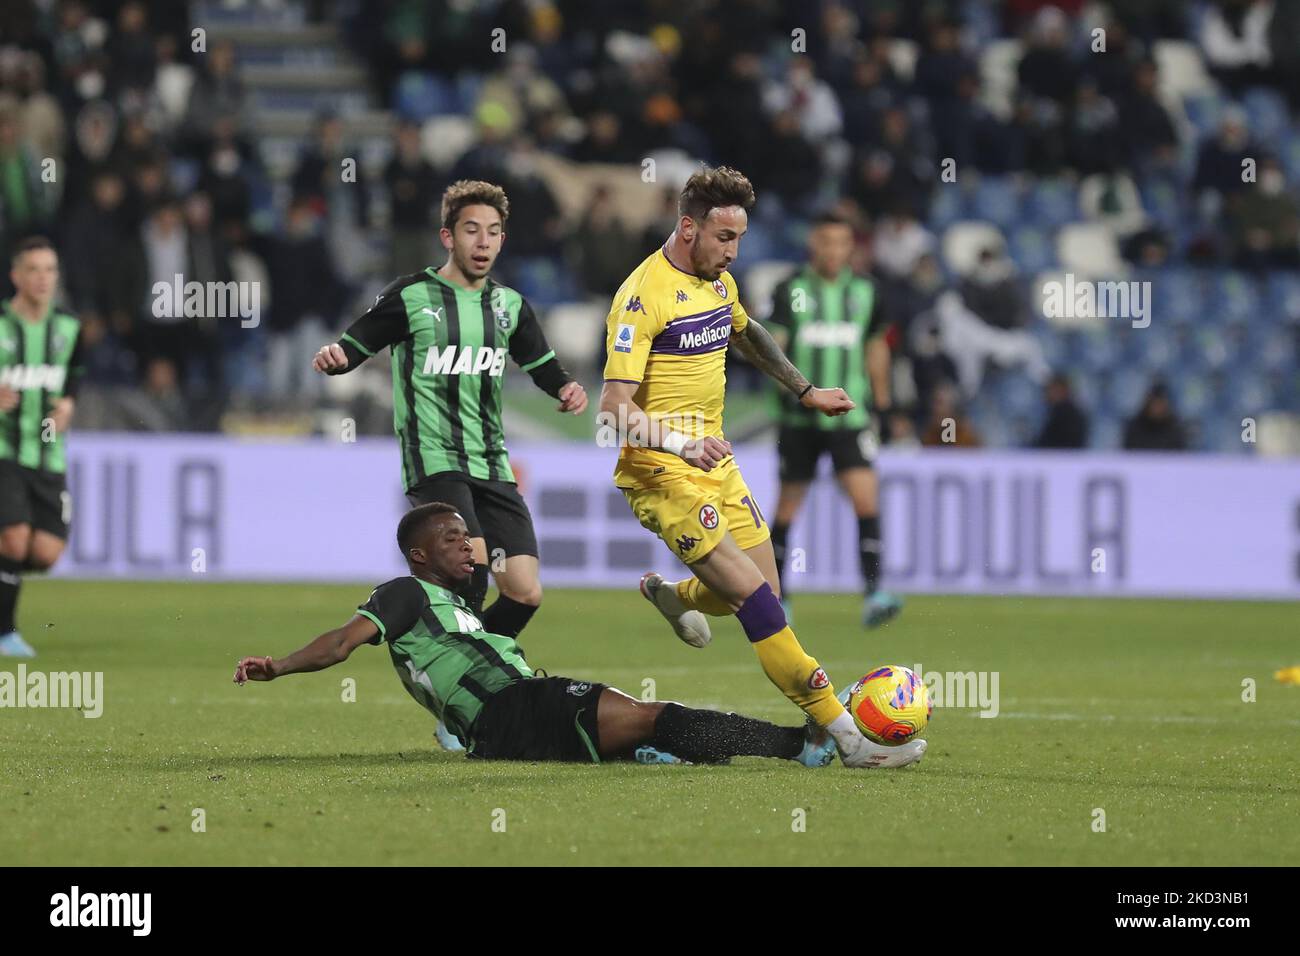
[
  {"xmin": 62, "ymin": 170, "xmax": 135, "ymax": 338},
  {"xmin": 384, "ymin": 120, "xmax": 440, "ymax": 275},
  {"xmin": 1033, "ymin": 373, "xmax": 1090, "ymax": 449},
  {"xmin": 1224, "ymin": 157, "xmax": 1300, "ymax": 270},
  {"xmin": 569, "ymin": 184, "xmax": 640, "ymax": 298},
  {"xmin": 106, "ymin": 1, "xmax": 156, "ymax": 101},
  {"xmin": 133, "ymin": 197, "xmax": 202, "ymax": 382},
  {"xmin": 1115, "ymin": 58, "xmax": 1181, "ymax": 176},
  {"xmin": 1123, "ymin": 381, "xmax": 1189, "ymax": 450},
  {"xmin": 1193, "ymin": 107, "xmax": 1256, "ymax": 200},
  {"xmin": 181, "ymin": 38, "xmax": 244, "ymax": 153},
  {"xmin": 921, "ymin": 381, "xmax": 983, "ymax": 447},
  {"xmin": 1064, "ymin": 78, "xmax": 1122, "ymax": 175},
  {"xmin": 0, "ymin": 103, "xmax": 58, "ymax": 252},
  {"xmin": 1199, "ymin": 0, "xmax": 1274, "ymax": 94},
  {"xmin": 762, "ymin": 57, "xmax": 843, "ymax": 143},
  {"xmin": 265, "ymin": 198, "xmax": 346, "ymax": 403},
  {"xmin": 959, "ymin": 245, "xmax": 1027, "ymax": 330}
]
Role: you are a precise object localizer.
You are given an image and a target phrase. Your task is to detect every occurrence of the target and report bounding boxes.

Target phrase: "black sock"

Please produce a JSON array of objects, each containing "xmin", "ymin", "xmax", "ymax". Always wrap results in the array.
[
  {"xmin": 481, "ymin": 594, "xmax": 538, "ymax": 638},
  {"xmin": 858, "ymin": 515, "xmax": 881, "ymax": 595},
  {"xmin": 465, "ymin": 564, "xmax": 490, "ymax": 616},
  {"xmin": 651, "ymin": 702, "xmax": 804, "ymax": 764},
  {"xmin": 0, "ymin": 556, "xmax": 22, "ymax": 633},
  {"xmin": 771, "ymin": 522, "xmax": 790, "ymax": 596}
]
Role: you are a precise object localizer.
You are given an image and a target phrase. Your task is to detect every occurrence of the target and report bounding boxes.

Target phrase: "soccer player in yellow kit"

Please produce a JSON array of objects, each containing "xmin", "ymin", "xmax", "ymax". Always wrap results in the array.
[{"xmin": 598, "ymin": 168, "xmax": 925, "ymax": 769}]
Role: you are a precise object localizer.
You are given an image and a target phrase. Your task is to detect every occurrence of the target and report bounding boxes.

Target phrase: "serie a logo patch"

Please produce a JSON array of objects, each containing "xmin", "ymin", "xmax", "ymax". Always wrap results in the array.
[{"xmin": 614, "ymin": 323, "xmax": 634, "ymax": 353}]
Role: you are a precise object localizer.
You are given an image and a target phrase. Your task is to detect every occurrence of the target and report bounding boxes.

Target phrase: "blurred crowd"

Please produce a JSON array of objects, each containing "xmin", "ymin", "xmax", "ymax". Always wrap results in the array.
[{"xmin": 0, "ymin": 0, "xmax": 1295, "ymax": 450}]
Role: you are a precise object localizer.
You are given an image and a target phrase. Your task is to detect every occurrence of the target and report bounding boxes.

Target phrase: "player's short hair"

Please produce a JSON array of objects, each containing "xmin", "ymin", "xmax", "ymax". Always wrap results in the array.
[
  {"xmin": 678, "ymin": 166, "xmax": 756, "ymax": 224},
  {"xmin": 11, "ymin": 235, "xmax": 56, "ymax": 265},
  {"xmin": 397, "ymin": 502, "xmax": 463, "ymax": 554},
  {"xmin": 441, "ymin": 180, "xmax": 510, "ymax": 231}
]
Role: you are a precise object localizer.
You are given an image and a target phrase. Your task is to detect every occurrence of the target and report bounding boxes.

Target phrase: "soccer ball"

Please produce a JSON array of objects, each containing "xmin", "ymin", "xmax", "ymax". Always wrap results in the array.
[{"xmin": 846, "ymin": 665, "xmax": 931, "ymax": 745}]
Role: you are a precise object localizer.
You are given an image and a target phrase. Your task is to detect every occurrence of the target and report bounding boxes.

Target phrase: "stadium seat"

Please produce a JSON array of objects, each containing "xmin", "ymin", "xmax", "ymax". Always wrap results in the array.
[
  {"xmin": 1210, "ymin": 269, "xmax": 1261, "ymax": 324},
  {"xmin": 540, "ymin": 302, "xmax": 607, "ymax": 368},
  {"xmin": 1181, "ymin": 93, "xmax": 1225, "ymax": 141},
  {"xmin": 1025, "ymin": 179, "xmax": 1076, "ymax": 231},
  {"xmin": 941, "ymin": 221, "xmax": 1005, "ymax": 277},
  {"xmin": 1138, "ymin": 178, "xmax": 1184, "ymax": 229},
  {"xmin": 1242, "ymin": 87, "xmax": 1291, "ymax": 142},
  {"xmin": 1152, "ymin": 40, "xmax": 1215, "ymax": 100},
  {"xmin": 969, "ymin": 176, "xmax": 1021, "ymax": 229},
  {"xmin": 1281, "ymin": 131, "xmax": 1300, "ymax": 189},
  {"xmin": 741, "ymin": 260, "xmax": 798, "ymax": 321},
  {"xmin": 1263, "ymin": 270, "xmax": 1300, "ymax": 322},
  {"xmin": 928, "ymin": 187, "xmax": 965, "ymax": 231},
  {"xmin": 1056, "ymin": 223, "xmax": 1126, "ymax": 279},
  {"xmin": 394, "ymin": 71, "xmax": 461, "ymax": 121},
  {"xmin": 1007, "ymin": 225, "xmax": 1053, "ymax": 274}
]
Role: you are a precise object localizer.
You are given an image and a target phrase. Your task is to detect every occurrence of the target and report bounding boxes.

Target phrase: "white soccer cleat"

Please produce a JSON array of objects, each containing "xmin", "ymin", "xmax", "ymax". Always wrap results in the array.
[
  {"xmin": 639, "ymin": 572, "xmax": 712, "ymax": 648},
  {"xmin": 836, "ymin": 732, "xmax": 927, "ymax": 769}
]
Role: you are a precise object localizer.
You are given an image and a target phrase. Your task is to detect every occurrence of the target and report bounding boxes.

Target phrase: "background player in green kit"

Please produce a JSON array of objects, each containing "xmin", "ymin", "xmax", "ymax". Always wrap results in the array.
[
  {"xmin": 312, "ymin": 180, "xmax": 585, "ymax": 639},
  {"xmin": 0, "ymin": 237, "xmax": 84, "ymax": 658},
  {"xmin": 766, "ymin": 213, "xmax": 903, "ymax": 629},
  {"xmin": 231, "ymin": 502, "xmax": 885, "ymax": 769}
]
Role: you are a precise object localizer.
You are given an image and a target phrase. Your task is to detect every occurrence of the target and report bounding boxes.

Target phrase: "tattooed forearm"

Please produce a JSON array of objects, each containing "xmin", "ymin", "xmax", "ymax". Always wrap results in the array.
[{"xmin": 731, "ymin": 318, "xmax": 810, "ymax": 397}]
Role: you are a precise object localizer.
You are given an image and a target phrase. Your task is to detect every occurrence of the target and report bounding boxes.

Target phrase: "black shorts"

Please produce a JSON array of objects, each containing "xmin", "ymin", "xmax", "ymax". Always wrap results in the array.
[
  {"xmin": 406, "ymin": 471, "xmax": 538, "ymax": 559},
  {"xmin": 468, "ymin": 676, "xmax": 606, "ymax": 762},
  {"xmin": 0, "ymin": 461, "xmax": 70, "ymax": 539},
  {"xmin": 776, "ymin": 426, "xmax": 877, "ymax": 484}
]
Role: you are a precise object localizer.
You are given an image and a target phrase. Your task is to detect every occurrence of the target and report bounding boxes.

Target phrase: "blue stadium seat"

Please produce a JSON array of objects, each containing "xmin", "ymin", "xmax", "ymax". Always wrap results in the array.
[
  {"xmin": 1171, "ymin": 377, "xmax": 1213, "ymax": 419},
  {"xmin": 1023, "ymin": 179, "xmax": 1076, "ymax": 231},
  {"xmin": 1181, "ymin": 93, "xmax": 1225, "ymax": 141},
  {"xmin": 969, "ymin": 176, "xmax": 1021, "ymax": 229},
  {"xmin": 1090, "ymin": 413, "xmax": 1122, "ymax": 450},
  {"xmin": 1154, "ymin": 268, "xmax": 1202, "ymax": 325},
  {"xmin": 1109, "ymin": 367, "xmax": 1151, "ymax": 414},
  {"xmin": 1263, "ymin": 271, "xmax": 1300, "ymax": 321},
  {"xmin": 1138, "ymin": 179, "xmax": 1183, "ymax": 229},
  {"xmin": 393, "ymin": 71, "xmax": 462, "ymax": 121},
  {"xmin": 1280, "ymin": 130, "xmax": 1300, "ymax": 189},
  {"xmin": 1242, "ymin": 87, "xmax": 1291, "ymax": 142},
  {"xmin": 1008, "ymin": 225, "xmax": 1054, "ymax": 273},
  {"xmin": 1210, "ymin": 270, "xmax": 1261, "ymax": 323},
  {"xmin": 928, "ymin": 187, "xmax": 965, "ymax": 230}
]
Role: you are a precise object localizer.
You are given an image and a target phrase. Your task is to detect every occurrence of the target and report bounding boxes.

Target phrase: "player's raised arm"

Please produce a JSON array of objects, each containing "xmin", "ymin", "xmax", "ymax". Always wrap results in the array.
[
  {"xmin": 233, "ymin": 614, "xmax": 378, "ymax": 683},
  {"xmin": 312, "ymin": 281, "xmax": 411, "ymax": 375},
  {"xmin": 508, "ymin": 299, "xmax": 587, "ymax": 414},
  {"xmin": 730, "ymin": 315, "xmax": 855, "ymax": 418}
]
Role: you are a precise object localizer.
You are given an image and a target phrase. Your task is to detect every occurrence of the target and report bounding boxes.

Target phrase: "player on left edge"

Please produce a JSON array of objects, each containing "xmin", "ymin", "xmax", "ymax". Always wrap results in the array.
[{"xmin": 0, "ymin": 237, "xmax": 84, "ymax": 658}]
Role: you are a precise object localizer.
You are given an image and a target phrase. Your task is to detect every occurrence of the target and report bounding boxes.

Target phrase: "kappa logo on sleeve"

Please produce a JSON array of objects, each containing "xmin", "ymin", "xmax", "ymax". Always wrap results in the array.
[{"xmin": 614, "ymin": 323, "xmax": 635, "ymax": 353}]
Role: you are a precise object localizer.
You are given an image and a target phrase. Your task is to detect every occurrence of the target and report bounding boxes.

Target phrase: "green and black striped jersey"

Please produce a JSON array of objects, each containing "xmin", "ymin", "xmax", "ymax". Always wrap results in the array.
[
  {"xmin": 357, "ymin": 575, "xmax": 533, "ymax": 748},
  {"xmin": 0, "ymin": 300, "xmax": 84, "ymax": 474},
  {"xmin": 333, "ymin": 268, "xmax": 570, "ymax": 489},
  {"xmin": 767, "ymin": 268, "xmax": 885, "ymax": 431}
]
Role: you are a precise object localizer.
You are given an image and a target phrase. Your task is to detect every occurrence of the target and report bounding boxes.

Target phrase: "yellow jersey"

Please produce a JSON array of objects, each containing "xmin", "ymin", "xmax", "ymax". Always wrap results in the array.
[{"xmin": 603, "ymin": 246, "xmax": 750, "ymax": 488}]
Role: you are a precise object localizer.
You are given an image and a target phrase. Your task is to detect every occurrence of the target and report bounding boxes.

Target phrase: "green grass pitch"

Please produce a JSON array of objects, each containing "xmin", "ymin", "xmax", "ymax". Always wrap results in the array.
[{"xmin": 2, "ymin": 580, "xmax": 1298, "ymax": 866}]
